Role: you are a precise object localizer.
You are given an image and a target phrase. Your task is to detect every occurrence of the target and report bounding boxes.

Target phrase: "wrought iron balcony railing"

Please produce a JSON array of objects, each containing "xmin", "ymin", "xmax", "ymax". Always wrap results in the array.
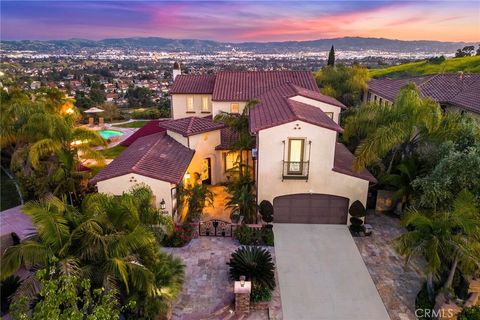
[{"xmin": 282, "ymin": 161, "xmax": 309, "ymax": 180}]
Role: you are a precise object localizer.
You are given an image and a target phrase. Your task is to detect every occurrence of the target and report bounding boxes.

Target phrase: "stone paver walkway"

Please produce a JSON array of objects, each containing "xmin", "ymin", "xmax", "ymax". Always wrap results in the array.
[
  {"xmin": 165, "ymin": 237, "xmax": 282, "ymax": 320},
  {"xmin": 354, "ymin": 212, "xmax": 425, "ymax": 320},
  {"xmin": 165, "ymin": 237, "xmax": 240, "ymax": 320}
]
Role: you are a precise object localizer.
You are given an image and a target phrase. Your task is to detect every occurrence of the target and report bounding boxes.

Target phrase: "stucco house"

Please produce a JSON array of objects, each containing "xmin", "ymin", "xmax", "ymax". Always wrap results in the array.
[{"xmin": 92, "ymin": 68, "xmax": 376, "ymax": 224}]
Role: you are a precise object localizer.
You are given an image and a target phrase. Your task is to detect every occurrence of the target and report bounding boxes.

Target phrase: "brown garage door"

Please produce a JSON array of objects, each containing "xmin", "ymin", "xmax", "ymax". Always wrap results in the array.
[{"xmin": 273, "ymin": 194, "xmax": 349, "ymax": 224}]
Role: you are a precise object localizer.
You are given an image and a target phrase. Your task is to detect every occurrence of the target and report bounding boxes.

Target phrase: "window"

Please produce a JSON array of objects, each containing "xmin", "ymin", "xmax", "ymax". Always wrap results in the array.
[
  {"xmin": 186, "ymin": 96, "xmax": 194, "ymax": 112},
  {"xmin": 230, "ymin": 103, "xmax": 239, "ymax": 114},
  {"xmin": 202, "ymin": 96, "xmax": 209, "ymax": 112},
  {"xmin": 224, "ymin": 151, "xmax": 240, "ymax": 172},
  {"xmin": 325, "ymin": 112, "xmax": 334, "ymax": 119},
  {"xmin": 288, "ymin": 139, "xmax": 304, "ymax": 174}
]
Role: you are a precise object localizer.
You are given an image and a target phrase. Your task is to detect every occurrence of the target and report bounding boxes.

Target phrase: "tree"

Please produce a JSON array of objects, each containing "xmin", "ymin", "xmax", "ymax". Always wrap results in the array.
[
  {"xmin": 477, "ymin": 45, "xmax": 480, "ymax": 56},
  {"xmin": 259, "ymin": 200, "xmax": 274, "ymax": 224},
  {"xmin": 214, "ymin": 99, "xmax": 257, "ymax": 177},
  {"xmin": 100, "ymin": 103, "xmax": 119, "ymax": 123},
  {"xmin": 10, "ymin": 265, "xmax": 128, "ymax": 320},
  {"xmin": 412, "ymin": 141, "xmax": 480, "ymax": 209},
  {"xmin": 127, "ymin": 87, "xmax": 155, "ymax": 108},
  {"xmin": 394, "ymin": 190, "xmax": 480, "ymax": 300},
  {"xmin": 327, "ymin": 45, "xmax": 335, "ymax": 66},
  {"xmin": 0, "ymin": 88, "xmax": 106, "ymax": 201},
  {"xmin": 176, "ymin": 182, "xmax": 214, "ymax": 223},
  {"xmin": 315, "ymin": 64, "xmax": 370, "ymax": 107},
  {"xmin": 343, "ymin": 83, "xmax": 463, "ymax": 172},
  {"xmin": 226, "ymin": 174, "xmax": 258, "ymax": 224},
  {"xmin": 455, "ymin": 45, "xmax": 475, "ymax": 57},
  {"xmin": 1, "ymin": 186, "xmax": 182, "ymax": 319},
  {"xmin": 90, "ymin": 82, "xmax": 106, "ymax": 105}
]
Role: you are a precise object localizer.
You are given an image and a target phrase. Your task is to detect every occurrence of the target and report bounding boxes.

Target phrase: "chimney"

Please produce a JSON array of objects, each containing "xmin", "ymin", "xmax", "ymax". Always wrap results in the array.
[{"xmin": 173, "ymin": 61, "xmax": 181, "ymax": 81}]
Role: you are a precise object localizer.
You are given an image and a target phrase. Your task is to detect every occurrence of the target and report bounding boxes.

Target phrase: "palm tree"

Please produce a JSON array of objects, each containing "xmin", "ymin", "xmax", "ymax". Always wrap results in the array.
[
  {"xmin": 1, "ymin": 88, "xmax": 106, "ymax": 201},
  {"xmin": 343, "ymin": 83, "xmax": 463, "ymax": 172},
  {"xmin": 214, "ymin": 99, "xmax": 258, "ymax": 177},
  {"xmin": 226, "ymin": 174, "xmax": 258, "ymax": 223},
  {"xmin": 394, "ymin": 190, "xmax": 480, "ymax": 300},
  {"xmin": 1, "ymin": 186, "xmax": 183, "ymax": 318},
  {"xmin": 382, "ymin": 157, "xmax": 423, "ymax": 210}
]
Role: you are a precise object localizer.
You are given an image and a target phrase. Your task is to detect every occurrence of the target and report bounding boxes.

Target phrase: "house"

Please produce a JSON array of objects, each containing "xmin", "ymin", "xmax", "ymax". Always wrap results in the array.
[
  {"xmin": 366, "ymin": 73, "xmax": 480, "ymax": 117},
  {"xmin": 92, "ymin": 67, "xmax": 376, "ymax": 224}
]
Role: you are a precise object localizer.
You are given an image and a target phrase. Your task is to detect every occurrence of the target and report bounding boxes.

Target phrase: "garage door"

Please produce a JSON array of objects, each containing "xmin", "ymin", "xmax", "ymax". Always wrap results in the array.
[{"xmin": 273, "ymin": 193, "xmax": 349, "ymax": 224}]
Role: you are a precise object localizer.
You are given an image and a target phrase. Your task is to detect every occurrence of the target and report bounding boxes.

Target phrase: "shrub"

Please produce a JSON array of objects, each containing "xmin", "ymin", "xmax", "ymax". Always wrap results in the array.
[
  {"xmin": 131, "ymin": 108, "xmax": 161, "ymax": 119},
  {"xmin": 459, "ymin": 306, "xmax": 480, "ymax": 320},
  {"xmin": 261, "ymin": 227, "xmax": 274, "ymax": 246},
  {"xmin": 227, "ymin": 246, "xmax": 276, "ymax": 290},
  {"xmin": 259, "ymin": 200, "xmax": 274, "ymax": 224},
  {"xmin": 1, "ymin": 275, "xmax": 20, "ymax": 315},
  {"xmin": 233, "ymin": 225, "xmax": 274, "ymax": 246},
  {"xmin": 163, "ymin": 224, "xmax": 194, "ymax": 247},
  {"xmin": 251, "ymin": 283, "xmax": 272, "ymax": 303},
  {"xmin": 234, "ymin": 224, "xmax": 255, "ymax": 245},
  {"xmin": 349, "ymin": 200, "xmax": 366, "ymax": 235}
]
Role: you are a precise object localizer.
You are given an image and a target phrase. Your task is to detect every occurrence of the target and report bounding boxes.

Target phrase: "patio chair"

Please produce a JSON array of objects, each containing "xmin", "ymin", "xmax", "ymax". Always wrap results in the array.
[
  {"xmin": 88, "ymin": 117, "xmax": 94, "ymax": 127},
  {"xmin": 99, "ymin": 117, "xmax": 105, "ymax": 128}
]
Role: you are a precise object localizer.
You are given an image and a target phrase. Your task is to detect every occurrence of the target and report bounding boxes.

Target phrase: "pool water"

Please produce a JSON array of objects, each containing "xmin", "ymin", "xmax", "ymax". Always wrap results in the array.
[{"xmin": 99, "ymin": 130, "xmax": 124, "ymax": 139}]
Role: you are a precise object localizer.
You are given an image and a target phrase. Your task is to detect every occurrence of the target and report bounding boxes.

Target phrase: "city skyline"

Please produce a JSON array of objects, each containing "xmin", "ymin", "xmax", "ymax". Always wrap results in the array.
[{"xmin": 1, "ymin": 1, "xmax": 479, "ymax": 43}]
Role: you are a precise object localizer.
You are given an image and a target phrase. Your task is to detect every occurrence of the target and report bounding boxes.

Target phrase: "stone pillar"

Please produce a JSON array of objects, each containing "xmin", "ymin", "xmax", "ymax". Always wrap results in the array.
[{"xmin": 234, "ymin": 281, "xmax": 251, "ymax": 314}]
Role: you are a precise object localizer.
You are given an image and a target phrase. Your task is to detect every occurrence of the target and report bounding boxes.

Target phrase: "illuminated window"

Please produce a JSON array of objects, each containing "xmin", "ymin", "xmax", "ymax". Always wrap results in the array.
[
  {"xmin": 224, "ymin": 151, "xmax": 240, "ymax": 172},
  {"xmin": 288, "ymin": 139, "xmax": 305, "ymax": 174},
  {"xmin": 325, "ymin": 112, "xmax": 334, "ymax": 119},
  {"xmin": 202, "ymin": 96, "xmax": 209, "ymax": 112},
  {"xmin": 187, "ymin": 96, "xmax": 194, "ymax": 112},
  {"xmin": 230, "ymin": 103, "xmax": 239, "ymax": 114}
]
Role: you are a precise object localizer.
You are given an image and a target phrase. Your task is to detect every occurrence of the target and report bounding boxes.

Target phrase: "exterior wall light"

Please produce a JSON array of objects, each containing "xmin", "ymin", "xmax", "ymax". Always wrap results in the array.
[
  {"xmin": 160, "ymin": 198, "xmax": 166, "ymax": 210},
  {"xmin": 185, "ymin": 172, "xmax": 191, "ymax": 180},
  {"xmin": 240, "ymin": 275, "xmax": 246, "ymax": 287}
]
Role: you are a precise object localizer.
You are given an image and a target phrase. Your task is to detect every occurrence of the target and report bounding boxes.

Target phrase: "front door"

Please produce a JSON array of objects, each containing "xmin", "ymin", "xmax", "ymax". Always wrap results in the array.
[{"xmin": 202, "ymin": 158, "xmax": 212, "ymax": 185}]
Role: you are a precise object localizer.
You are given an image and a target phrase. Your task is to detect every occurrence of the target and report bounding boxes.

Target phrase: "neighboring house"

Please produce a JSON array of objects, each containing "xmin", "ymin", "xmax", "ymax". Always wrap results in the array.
[
  {"xmin": 366, "ymin": 73, "xmax": 480, "ymax": 117},
  {"xmin": 92, "ymin": 67, "xmax": 376, "ymax": 224}
]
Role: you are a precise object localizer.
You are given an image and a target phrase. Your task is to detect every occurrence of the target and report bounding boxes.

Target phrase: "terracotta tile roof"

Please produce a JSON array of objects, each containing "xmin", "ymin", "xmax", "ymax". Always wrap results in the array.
[
  {"xmin": 121, "ymin": 120, "xmax": 166, "ymax": 146},
  {"xmin": 333, "ymin": 143, "xmax": 377, "ymax": 183},
  {"xmin": 369, "ymin": 73, "xmax": 480, "ymax": 114},
  {"xmin": 249, "ymin": 83, "xmax": 344, "ymax": 133},
  {"xmin": 91, "ymin": 132, "xmax": 194, "ymax": 184},
  {"xmin": 215, "ymin": 127, "xmax": 240, "ymax": 150},
  {"xmin": 159, "ymin": 116, "xmax": 224, "ymax": 137},
  {"xmin": 289, "ymin": 84, "xmax": 347, "ymax": 109},
  {"xmin": 212, "ymin": 71, "xmax": 319, "ymax": 101},
  {"xmin": 170, "ymin": 74, "xmax": 216, "ymax": 94}
]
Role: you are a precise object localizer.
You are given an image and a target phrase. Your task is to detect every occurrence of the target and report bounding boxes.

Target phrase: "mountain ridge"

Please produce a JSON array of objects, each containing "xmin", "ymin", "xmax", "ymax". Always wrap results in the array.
[{"xmin": 1, "ymin": 36, "xmax": 475, "ymax": 54}]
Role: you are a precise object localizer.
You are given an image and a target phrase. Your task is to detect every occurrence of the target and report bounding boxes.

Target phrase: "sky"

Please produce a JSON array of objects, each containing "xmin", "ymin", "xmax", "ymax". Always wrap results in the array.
[{"xmin": 1, "ymin": 1, "xmax": 479, "ymax": 42}]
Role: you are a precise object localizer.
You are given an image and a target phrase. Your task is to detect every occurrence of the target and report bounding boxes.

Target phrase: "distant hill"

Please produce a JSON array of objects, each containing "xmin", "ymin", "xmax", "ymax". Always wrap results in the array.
[
  {"xmin": 369, "ymin": 56, "xmax": 480, "ymax": 78},
  {"xmin": 1, "ymin": 36, "xmax": 474, "ymax": 54}
]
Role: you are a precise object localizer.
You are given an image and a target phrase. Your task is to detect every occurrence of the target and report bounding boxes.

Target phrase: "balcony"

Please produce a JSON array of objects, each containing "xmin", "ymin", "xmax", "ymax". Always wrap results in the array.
[{"xmin": 282, "ymin": 161, "xmax": 309, "ymax": 181}]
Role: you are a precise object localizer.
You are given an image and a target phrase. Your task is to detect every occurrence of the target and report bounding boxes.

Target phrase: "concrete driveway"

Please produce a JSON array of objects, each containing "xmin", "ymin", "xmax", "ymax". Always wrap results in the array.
[{"xmin": 274, "ymin": 224, "xmax": 390, "ymax": 320}]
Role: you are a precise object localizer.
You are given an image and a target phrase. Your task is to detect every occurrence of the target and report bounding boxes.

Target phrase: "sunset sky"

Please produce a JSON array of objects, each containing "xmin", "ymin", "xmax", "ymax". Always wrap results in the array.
[{"xmin": 1, "ymin": 1, "xmax": 479, "ymax": 42}]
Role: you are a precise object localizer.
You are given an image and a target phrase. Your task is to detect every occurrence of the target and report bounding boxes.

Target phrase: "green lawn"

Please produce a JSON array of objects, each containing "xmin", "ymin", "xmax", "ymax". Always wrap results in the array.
[
  {"xmin": 1, "ymin": 169, "xmax": 22, "ymax": 211},
  {"xmin": 369, "ymin": 56, "xmax": 480, "ymax": 78},
  {"xmin": 113, "ymin": 121, "xmax": 148, "ymax": 128},
  {"xmin": 100, "ymin": 145, "xmax": 127, "ymax": 159}
]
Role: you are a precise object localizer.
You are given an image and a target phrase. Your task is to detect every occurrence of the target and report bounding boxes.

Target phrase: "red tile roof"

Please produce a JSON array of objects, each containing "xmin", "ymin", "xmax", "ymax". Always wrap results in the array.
[
  {"xmin": 215, "ymin": 127, "xmax": 241, "ymax": 150},
  {"xmin": 159, "ymin": 116, "xmax": 224, "ymax": 137},
  {"xmin": 170, "ymin": 75, "xmax": 216, "ymax": 94},
  {"xmin": 369, "ymin": 73, "xmax": 480, "ymax": 114},
  {"xmin": 91, "ymin": 132, "xmax": 194, "ymax": 184},
  {"xmin": 333, "ymin": 143, "xmax": 377, "ymax": 183},
  {"xmin": 249, "ymin": 83, "xmax": 344, "ymax": 133},
  {"xmin": 121, "ymin": 120, "xmax": 166, "ymax": 146},
  {"xmin": 212, "ymin": 71, "xmax": 319, "ymax": 101}
]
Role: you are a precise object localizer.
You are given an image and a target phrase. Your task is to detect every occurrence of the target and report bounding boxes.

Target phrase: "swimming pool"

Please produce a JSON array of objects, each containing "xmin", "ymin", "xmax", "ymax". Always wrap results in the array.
[{"xmin": 99, "ymin": 130, "xmax": 124, "ymax": 139}]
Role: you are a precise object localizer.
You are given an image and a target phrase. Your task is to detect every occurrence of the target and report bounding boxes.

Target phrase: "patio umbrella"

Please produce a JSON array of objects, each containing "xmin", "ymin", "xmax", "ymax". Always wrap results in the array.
[{"xmin": 84, "ymin": 107, "xmax": 104, "ymax": 113}]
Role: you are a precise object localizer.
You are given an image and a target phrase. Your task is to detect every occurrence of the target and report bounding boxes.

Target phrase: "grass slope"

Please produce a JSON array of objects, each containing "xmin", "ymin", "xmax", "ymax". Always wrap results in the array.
[
  {"xmin": 370, "ymin": 56, "xmax": 480, "ymax": 78},
  {"xmin": 113, "ymin": 121, "xmax": 148, "ymax": 128},
  {"xmin": 100, "ymin": 145, "xmax": 126, "ymax": 159}
]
